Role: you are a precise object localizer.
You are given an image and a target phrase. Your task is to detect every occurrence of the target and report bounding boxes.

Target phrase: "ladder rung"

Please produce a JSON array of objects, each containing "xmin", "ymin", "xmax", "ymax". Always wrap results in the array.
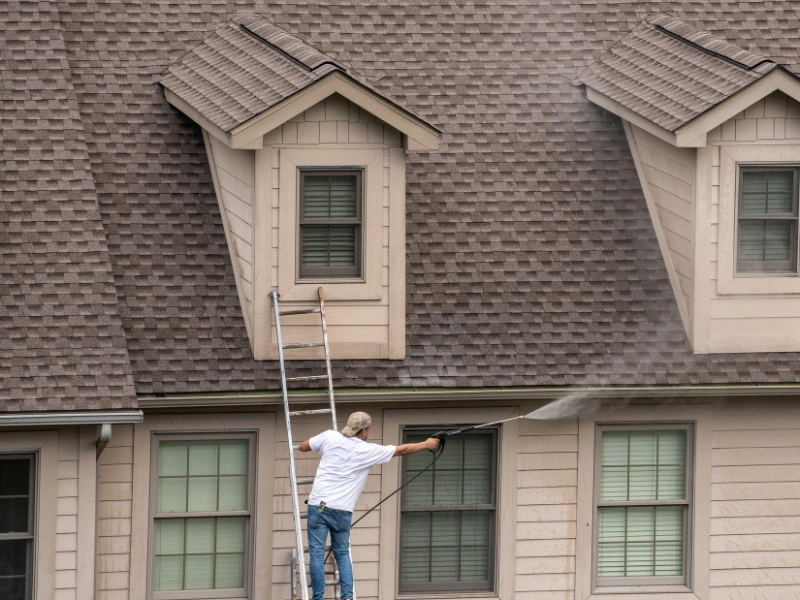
[
  {"xmin": 292, "ymin": 444, "xmax": 301, "ymax": 451},
  {"xmin": 296, "ymin": 477, "xmax": 315, "ymax": 485},
  {"xmin": 283, "ymin": 342, "xmax": 325, "ymax": 350},
  {"xmin": 289, "ymin": 408, "xmax": 333, "ymax": 417},
  {"xmin": 280, "ymin": 308, "xmax": 322, "ymax": 316},
  {"xmin": 300, "ymin": 513, "xmax": 307, "ymax": 520},
  {"xmin": 286, "ymin": 375, "xmax": 328, "ymax": 382}
]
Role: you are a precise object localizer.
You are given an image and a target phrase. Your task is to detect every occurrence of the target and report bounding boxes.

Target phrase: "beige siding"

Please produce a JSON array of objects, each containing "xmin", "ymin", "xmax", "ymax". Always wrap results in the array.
[
  {"xmin": 263, "ymin": 93, "xmax": 405, "ymax": 360},
  {"xmin": 516, "ymin": 418, "xmax": 577, "ymax": 599},
  {"xmin": 710, "ymin": 402, "xmax": 800, "ymax": 599},
  {"xmin": 207, "ymin": 137, "xmax": 255, "ymax": 329},
  {"xmin": 628, "ymin": 124, "xmax": 696, "ymax": 331},
  {"xmin": 96, "ymin": 424, "xmax": 133, "ymax": 600},
  {"xmin": 703, "ymin": 92, "xmax": 800, "ymax": 352}
]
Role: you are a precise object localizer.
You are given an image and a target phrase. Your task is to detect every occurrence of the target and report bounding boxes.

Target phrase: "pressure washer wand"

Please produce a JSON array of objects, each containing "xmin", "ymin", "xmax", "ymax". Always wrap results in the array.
[{"xmin": 431, "ymin": 415, "xmax": 524, "ymax": 450}]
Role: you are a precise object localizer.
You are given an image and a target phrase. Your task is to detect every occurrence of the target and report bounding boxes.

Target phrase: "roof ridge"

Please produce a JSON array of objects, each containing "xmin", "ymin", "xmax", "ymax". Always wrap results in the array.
[{"xmin": 648, "ymin": 14, "xmax": 775, "ymax": 73}]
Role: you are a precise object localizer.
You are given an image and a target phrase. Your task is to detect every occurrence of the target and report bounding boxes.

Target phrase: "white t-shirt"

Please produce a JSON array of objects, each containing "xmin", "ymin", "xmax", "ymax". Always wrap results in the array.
[{"xmin": 307, "ymin": 430, "xmax": 396, "ymax": 512}]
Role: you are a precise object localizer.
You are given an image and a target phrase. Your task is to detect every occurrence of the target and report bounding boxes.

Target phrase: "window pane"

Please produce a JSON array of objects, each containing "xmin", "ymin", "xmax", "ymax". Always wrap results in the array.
[
  {"xmin": 216, "ymin": 517, "xmax": 246, "ymax": 554},
  {"xmin": 0, "ymin": 577, "xmax": 26, "ymax": 600},
  {"xmin": 188, "ymin": 443, "xmax": 218, "ymax": 476},
  {"xmin": 0, "ymin": 459, "xmax": 30, "ymax": 496},
  {"xmin": 215, "ymin": 553, "xmax": 244, "ymax": 589},
  {"xmin": 0, "ymin": 498, "xmax": 29, "ymax": 534},
  {"xmin": 158, "ymin": 478, "xmax": 187, "ymax": 513},
  {"xmin": 218, "ymin": 476, "xmax": 247, "ymax": 511},
  {"xmin": 600, "ymin": 430, "xmax": 686, "ymax": 502},
  {"xmin": 739, "ymin": 219, "xmax": 793, "ymax": 264},
  {"xmin": 219, "ymin": 440, "xmax": 248, "ymax": 475},
  {"xmin": 597, "ymin": 506, "xmax": 684, "ymax": 578},
  {"xmin": 184, "ymin": 554, "xmax": 214, "ymax": 589},
  {"xmin": 159, "ymin": 443, "xmax": 187, "ymax": 477},
  {"xmin": 300, "ymin": 225, "xmax": 357, "ymax": 267},
  {"xmin": 187, "ymin": 477, "xmax": 217, "ymax": 512},
  {"xmin": 741, "ymin": 170, "xmax": 794, "ymax": 213},
  {"xmin": 155, "ymin": 519, "xmax": 185, "ymax": 556},
  {"xmin": 155, "ymin": 555, "xmax": 184, "ymax": 590},
  {"xmin": 0, "ymin": 539, "xmax": 29, "ymax": 578},
  {"xmin": 185, "ymin": 518, "xmax": 215, "ymax": 554},
  {"xmin": 303, "ymin": 174, "xmax": 358, "ymax": 218}
]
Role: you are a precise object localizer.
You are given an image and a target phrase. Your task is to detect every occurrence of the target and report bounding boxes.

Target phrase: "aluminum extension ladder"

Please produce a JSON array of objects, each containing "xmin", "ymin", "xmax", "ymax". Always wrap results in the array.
[{"xmin": 271, "ymin": 287, "xmax": 339, "ymax": 600}]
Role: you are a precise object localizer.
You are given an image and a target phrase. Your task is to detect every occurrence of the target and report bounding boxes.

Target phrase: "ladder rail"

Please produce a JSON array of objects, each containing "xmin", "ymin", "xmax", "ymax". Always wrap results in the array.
[
  {"xmin": 317, "ymin": 287, "xmax": 338, "ymax": 431},
  {"xmin": 271, "ymin": 289, "xmax": 310, "ymax": 600}
]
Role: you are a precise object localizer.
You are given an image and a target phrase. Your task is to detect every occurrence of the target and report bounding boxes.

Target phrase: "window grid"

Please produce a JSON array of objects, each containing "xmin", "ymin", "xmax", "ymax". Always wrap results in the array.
[
  {"xmin": 736, "ymin": 166, "xmax": 800, "ymax": 274},
  {"xmin": 399, "ymin": 428, "xmax": 496, "ymax": 594},
  {"xmin": 151, "ymin": 436, "xmax": 253, "ymax": 600},
  {"xmin": 593, "ymin": 424, "xmax": 693, "ymax": 590}
]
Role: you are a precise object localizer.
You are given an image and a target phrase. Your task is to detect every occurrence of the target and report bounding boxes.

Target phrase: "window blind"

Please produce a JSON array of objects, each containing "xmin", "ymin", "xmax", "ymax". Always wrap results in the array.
[
  {"xmin": 738, "ymin": 169, "xmax": 797, "ymax": 271},
  {"xmin": 300, "ymin": 172, "xmax": 361, "ymax": 275},
  {"xmin": 154, "ymin": 439, "xmax": 249, "ymax": 592},
  {"xmin": 400, "ymin": 432, "xmax": 495, "ymax": 591},
  {"xmin": 597, "ymin": 430, "xmax": 687, "ymax": 579}
]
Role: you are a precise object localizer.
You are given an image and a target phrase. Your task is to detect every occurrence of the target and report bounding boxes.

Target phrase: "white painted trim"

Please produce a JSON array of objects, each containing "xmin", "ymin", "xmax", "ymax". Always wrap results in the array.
[
  {"xmin": 229, "ymin": 72, "xmax": 440, "ymax": 151},
  {"xmin": 252, "ymin": 147, "xmax": 274, "ymax": 359},
  {"xmin": 0, "ymin": 411, "xmax": 143, "ymax": 426},
  {"xmin": 623, "ymin": 122, "xmax": 691, "ymax": 334},
  {"xmin": 586, "ymin": 88, "xmax": 706, "ymax": 148},
  {"xmin": 676, "ymin": 69, "xmax": 800, "ymax": 146},
  {"xmin": 388, "ymin": 147, "xmax": 406, "ymax": 359},
  {"xmin": 717, "ymin": 144, "xmax": 800, "ymax": 294},
  {"xmin": 379, "ymin": 407, "xmax": 519, "ymax": 600},
  {"xmin": 575, "ymin": 405, "xmax": 711, "ymax": 600},
  {"xmin": 203, "ymin": 131, "xmax": 255, "ymax": 347}
]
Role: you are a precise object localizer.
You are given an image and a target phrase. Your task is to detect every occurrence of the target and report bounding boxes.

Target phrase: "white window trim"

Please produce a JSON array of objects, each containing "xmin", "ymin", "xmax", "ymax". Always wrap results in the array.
[
  {"xmin": 575, "ymin": 405, "xmax": 711, "ymax": 600},
  {"xmin": 718, "ymin": 144, "xmax": 800, "ymax": 294},
  {"xmin": 278, "ymin": 147, "xmax": 384, "ymax": 302},
  {"xmin": 379, "ymin": 407, "xmax": 519, "ymax": 600},
  {"xmin": 0, "ymin": 431, "xmax": 58, "ymax": 600},
  {"xmin": 129, "ymin": 413, "xmax": 276, "ymax": 600}
]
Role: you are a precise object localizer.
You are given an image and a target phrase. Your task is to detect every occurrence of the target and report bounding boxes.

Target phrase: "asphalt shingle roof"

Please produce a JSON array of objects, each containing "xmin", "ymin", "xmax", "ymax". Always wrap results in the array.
[
  {"xmin": 579, "ymin": 14, "xmax": 779, "ymax": 131},
  {"xmin": 8, "ymin": 1, "xmax": 800, "ymax": 401},
  {"xmin": 0, "ymin": 0, "xmax": 136, "ymax": 411}
]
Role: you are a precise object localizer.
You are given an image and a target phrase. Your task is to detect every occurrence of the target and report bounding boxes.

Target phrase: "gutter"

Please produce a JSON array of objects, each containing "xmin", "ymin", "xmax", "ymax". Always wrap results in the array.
[
  {"xmin": 137, "ymin": 385, "xmax": 800, "ymax": 409},
  {"xmin": 0, "ymin": 410, "xmax": 144, "ymax": 427}
]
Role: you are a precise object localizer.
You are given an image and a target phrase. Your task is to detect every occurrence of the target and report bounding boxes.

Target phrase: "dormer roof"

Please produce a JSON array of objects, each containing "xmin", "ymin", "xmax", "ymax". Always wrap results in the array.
[
  {"xmin": 160, "ymin": 14, "xmax": 440, "ymax": 150},
  {"xmin": 579, "ymin": 15, "xmax": 800, "ymax": 147}
]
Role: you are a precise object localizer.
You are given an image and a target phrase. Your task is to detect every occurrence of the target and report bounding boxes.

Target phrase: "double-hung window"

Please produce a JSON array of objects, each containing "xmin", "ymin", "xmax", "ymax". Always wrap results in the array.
[
  {"xmin": 737, "ymin": 166, "xmax": 799, "ymax": 274},
  {"xmin": 399, "ymin": 429, "xmax": 496, "ymax": 593},
  {"xmin": 151, "ymin": 436, "xmax": 253, "ymax": 598},
  {"xmin": 0, "ymin": 455, "xmax": 35, "ymax": 600},
  {"xmin": 594, "ymin": 425, "xmax": 693, "ymax": 589},
  {"xmin": 298, "ymin": 169, "xmax": 363, "ymax": 279}
]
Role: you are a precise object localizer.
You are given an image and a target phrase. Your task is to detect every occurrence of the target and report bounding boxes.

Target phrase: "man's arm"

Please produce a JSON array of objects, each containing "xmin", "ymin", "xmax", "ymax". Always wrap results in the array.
[
  {"xmin": 393, "ymin": 437, "xmax": 439, "ymax": 456},
  {"xmin": 298, "ymin": 440, "xmax": 312, "ymax": 452}
]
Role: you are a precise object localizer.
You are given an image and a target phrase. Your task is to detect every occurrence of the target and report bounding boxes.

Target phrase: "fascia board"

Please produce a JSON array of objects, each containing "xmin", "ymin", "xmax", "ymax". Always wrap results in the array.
[
  {"xmin": 0, "ymin": 411, "xmax": 144, "ymax": 426},
  {"xmin": 163, "ymin": 87, "xmax": 233, "ymax": 147},
  {"xmin": 230, "ymin": 72, "xmax": 441, "ymax": 150},
  {"xmin": 676, "ymin": 68, "xmax": 800, "ymax": 146},
  {"xmin": 585, "ymin": 87, "xmax": 706, "ymax": 148}
]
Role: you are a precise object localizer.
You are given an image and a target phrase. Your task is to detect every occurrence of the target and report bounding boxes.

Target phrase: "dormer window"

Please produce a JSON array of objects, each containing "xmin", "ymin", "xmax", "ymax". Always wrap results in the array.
[
  {"xmin": 737, "ymin": 167, "xmax": 799, "ymax": 274},
  {"xmin": 299, "ymin": 169, "xmax": 363, "ymax": 280}
]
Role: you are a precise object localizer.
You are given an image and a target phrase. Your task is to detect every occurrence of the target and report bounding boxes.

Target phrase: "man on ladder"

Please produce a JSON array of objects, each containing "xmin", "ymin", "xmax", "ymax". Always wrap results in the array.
[{"xmin": 299, "ymin": 412, "xmax": 440, "ymax": 600}]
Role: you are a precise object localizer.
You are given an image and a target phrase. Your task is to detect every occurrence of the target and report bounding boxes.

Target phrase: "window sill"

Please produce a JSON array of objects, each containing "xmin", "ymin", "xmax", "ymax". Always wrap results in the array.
[
  {"xmin": 717, "ymin": 272, "xmax": 800, "ymax": 295},
  {"xmin": 278, "ymin": 279, "xmax": 380, "ymax": 302},
  {"xmin": 589, "ymin": 590, "xmax": 697, "ymax": 600},
  {"xmin": 396, "ymin": 594, "xmax": 499, "ymax": 600}
]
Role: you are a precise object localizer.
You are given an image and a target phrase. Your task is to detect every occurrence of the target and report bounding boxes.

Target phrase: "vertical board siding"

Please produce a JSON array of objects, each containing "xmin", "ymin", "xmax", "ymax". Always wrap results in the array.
[
  {"xmin": 96, "ymin": 424, "xmax": 134, "ymax": 600},
  {"xmin": 208, "ymin": 137, "xmax": 255, "ymax": 322},
  {"xmin": 707, "ymin": 92, "xmax": 800, "ymax": 352},
  {"xmin": 710, "ymin": 404, "xmax": 800, "ymax": 599},
  {"xmin": 56, "ymin": 428, "xmax": 80, "ymax": 600},
  {"xmin": 630, "ymin": 125, "xmax": 696, "ymax": 318},
  {"xmin": 516, "ymin": 419, "xmax": 577, "ymax": 599}
]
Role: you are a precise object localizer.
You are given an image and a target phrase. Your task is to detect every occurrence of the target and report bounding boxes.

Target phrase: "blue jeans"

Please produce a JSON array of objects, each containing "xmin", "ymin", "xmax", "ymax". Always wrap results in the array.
[{"xmin": 307, "ymin": 505, "xmax": 353, "ymax": 600}]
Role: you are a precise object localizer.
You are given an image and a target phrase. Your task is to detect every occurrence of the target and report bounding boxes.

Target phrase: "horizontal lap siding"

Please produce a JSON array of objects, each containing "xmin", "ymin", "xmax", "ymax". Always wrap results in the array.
[
  {"xmin": 96, "ymin": 424, "xmax": 134, "ymax": 600},
  {"xmin": 516, "ymin": 418, "xmax": 577, "ymax": 598},
  {"xmin": 710, "ymin": 404, "xmax": 800, "ymax": 599}
]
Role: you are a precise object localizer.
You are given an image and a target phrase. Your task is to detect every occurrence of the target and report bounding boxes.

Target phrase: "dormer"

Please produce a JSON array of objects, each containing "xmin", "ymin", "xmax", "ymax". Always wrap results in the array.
[
  {"xmin": 160, "ymin": 14, "xmax": 441, "ymax": 360},
  {"xmin": 581, "ymin": 15, "xmax": 800, "ymax": 353}
]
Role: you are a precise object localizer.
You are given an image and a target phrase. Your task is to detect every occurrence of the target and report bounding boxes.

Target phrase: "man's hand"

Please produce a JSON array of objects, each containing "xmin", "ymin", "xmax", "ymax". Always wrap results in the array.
[
  {"xmin": 394, "ymin": 437, "xmax": 440, "ymax": 456},
  {"xmin": 298, "ymin": 440, "xmax": 311, "ymax": 452}
]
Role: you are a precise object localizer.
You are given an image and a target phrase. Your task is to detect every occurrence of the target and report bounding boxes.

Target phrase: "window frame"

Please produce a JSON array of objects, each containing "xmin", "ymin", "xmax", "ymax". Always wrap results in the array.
[
  {"xmin": 297, "ymin": 167, "xmax": 365, "ymax": 280},
  {"xmin": 0, "ymin": 453, "xmax": 36, "ymax": 600},
  {"xmin": 592, "ymin": 423, "xmax": 695, "ymax": 591},
  {"xmin": 398, "ymin": 427, "xmax": 498, "ymax": 594},
  {"xmin": 735, "ymin": 165, "xmax": 800, "ymax": 275},
  {"xmin": 148, "ymin": 432, "xmax": 257, "ymax": 600}
]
